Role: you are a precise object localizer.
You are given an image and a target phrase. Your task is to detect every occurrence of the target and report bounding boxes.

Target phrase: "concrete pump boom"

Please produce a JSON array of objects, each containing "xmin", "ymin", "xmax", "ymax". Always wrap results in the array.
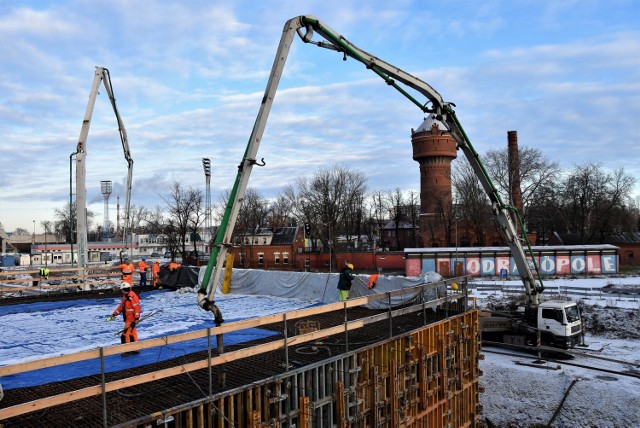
[
  {"xmin": 198, "ymin": 15, "xmax": 543, "ymax": 316},
  {"xmin": 75, "ymin": 67, "xmax": 133, "ymax": 270}
]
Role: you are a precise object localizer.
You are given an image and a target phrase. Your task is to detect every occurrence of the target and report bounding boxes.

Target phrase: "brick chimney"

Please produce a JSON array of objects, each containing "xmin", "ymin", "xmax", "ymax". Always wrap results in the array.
[{"xmin": 507, "ymin": 131, "xmax": 523, "ymax": 233}]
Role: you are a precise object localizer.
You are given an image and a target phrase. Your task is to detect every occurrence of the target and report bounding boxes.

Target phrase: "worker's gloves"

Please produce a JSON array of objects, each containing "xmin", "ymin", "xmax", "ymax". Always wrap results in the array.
[
  {"xmin": 131, "ymin": 321, "xmax": 137, "ymax": 328},
  {"xmin": 106, "ymin": 316, "xmax": 115, "ymax": 322}
]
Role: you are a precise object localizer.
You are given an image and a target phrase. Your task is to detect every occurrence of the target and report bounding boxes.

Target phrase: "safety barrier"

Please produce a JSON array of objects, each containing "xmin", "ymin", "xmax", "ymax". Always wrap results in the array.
[
  {"xmin": 469, "ymin": 282, "xmax": 640, "ymax": 301},
  {"xmin": 0, "ymin": 265, "xmax": 149, "ymax": 297}
]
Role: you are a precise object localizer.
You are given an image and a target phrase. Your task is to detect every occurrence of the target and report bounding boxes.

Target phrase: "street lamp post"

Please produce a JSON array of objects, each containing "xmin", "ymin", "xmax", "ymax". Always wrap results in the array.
[
  {"xmin": 31, "ymin": 220, "xmax": 35, "ymax": 267},
  {"xmin": 43, "ymin": 222, "xmax": 48, "ymax": 267},
  {"xmin": 70, "ymin": 151, "xmax": 77, "ymax": 266},
  {"xmin": 321, "ymin": 216, "xmax": 338, "ymax": 274}
]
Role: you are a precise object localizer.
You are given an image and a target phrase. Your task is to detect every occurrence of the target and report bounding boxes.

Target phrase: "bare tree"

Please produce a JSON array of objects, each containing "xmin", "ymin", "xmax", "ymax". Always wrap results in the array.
[
  {"xmin": 144, "ymin": 206, "xmax": 167, "ymax": 235},
  {"xmin": 484, "ymin": 146, "xmax": 560, "ymax": 225},
  {"xmin": 525, "ymin": 183, "xmax": 563, "ymax": 244},
  {"xmin": 387, "ymin": 188, "xmax": 405, "ymax": 250},
  {"xmin": 53, "ymin": 202, "xmax": 94, "ymax": 244},
  {"xmin": 216, "ymin": 187, "xmax": 270, "ymax": 244},
  {"xmin": 267, "ymin": 194, "xmax": 295, "ymax": 229},
  {"xmin": 13, "ymin": 228, "xmax": 30, "ymax": 236},
  {"xmin": 452, "ymin": 160, "xmax": 492, "ymax": 246},
  {"xmin": 368, "ymin": 191, "xmax": 390, "ymax": 249},
  {"xmin": 161, "ymin": 183, "xmax": 204, "ymax": 260},
  {"xmin": 559, "ymin": 164, "xmax": 636, "ymax": 243},
  {"xmin": 128, "ymin": 205, "xmax": 150, "ymax": 234},
  {"xmin": 407, "ymin": 190, "xmax": 422, "ymax": 247},
  {"xmin": 284, "ymin": 164, "xmax": 367, "ymax": 267}
]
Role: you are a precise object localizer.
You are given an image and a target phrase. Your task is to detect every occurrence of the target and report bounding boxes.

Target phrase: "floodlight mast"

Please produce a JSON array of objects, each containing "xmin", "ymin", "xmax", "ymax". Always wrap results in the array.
[
  {"xmin": 202, "ymin": 158, "xmax": 212, "ymax": 252},
  {"xmin": 75, "ymin": 67, "xmax": 133, "ymax": 270}
]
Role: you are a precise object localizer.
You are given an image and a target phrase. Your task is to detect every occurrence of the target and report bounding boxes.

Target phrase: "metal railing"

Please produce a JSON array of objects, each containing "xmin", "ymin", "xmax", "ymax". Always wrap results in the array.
[{"xmin": 469, "ymin": 281, "xmax": 639, "ymax": 301}]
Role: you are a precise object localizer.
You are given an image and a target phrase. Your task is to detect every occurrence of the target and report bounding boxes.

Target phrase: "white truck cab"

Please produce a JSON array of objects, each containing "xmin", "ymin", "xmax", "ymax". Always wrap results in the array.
[{"xmin": 537, "ymin": 301, "xmax": 582, "ymax": 348}]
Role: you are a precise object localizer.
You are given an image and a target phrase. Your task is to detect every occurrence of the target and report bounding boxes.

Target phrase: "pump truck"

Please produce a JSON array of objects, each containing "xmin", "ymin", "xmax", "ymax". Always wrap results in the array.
[{"xmin": 197, "ymin": 15, "xmax": 582, "ymax": 348}]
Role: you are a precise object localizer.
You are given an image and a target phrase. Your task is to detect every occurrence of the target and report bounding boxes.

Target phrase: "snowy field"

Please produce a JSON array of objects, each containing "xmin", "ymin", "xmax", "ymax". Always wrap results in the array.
[
  {"xmin": 1, "ymin": 275, "xmax": 639, "ymax": 427},
  {"xmin": 470, "ymin": 276, "xmax": 640, "ymax": 427}
]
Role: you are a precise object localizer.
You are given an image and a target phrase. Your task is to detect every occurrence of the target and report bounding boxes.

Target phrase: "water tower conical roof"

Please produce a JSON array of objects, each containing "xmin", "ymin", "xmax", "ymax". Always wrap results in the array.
[{"xmin": 415, "ymin": 113, "xmax": 447, "ymax": 133}]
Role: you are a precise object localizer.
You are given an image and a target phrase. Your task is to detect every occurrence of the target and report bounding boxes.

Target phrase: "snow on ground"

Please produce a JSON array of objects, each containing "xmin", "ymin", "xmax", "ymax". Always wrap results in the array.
[
  {"xmin": 0, "ymin": 289, "xmax": 320, "ymax": 389},
  {"xmin": 470, "ymin": 276, "xmax": 640, "ymax": 427}
]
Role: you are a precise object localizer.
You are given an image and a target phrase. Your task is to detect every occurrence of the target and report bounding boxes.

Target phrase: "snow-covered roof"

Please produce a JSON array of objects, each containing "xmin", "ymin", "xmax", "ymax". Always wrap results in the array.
[
  {"xmin": 414, "ymin": 113, "xmax": 447, "ymax": 133},
  {"xmin": 404, "ymin": 244, "xmax": 619, "ymax": 253}
]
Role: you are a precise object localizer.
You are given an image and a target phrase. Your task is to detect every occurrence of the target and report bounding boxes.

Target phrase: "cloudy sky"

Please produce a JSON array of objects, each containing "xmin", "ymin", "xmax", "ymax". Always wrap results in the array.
[{"xmin": 1, "ymin": 0, "xmax": 638, "ymax": 233}]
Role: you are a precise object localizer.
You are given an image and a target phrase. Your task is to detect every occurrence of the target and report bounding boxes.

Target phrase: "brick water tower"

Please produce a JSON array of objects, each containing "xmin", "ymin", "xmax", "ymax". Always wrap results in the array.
[{"xmin": 411, "ymin": 114, "xmax": 457, "ymax": 246}]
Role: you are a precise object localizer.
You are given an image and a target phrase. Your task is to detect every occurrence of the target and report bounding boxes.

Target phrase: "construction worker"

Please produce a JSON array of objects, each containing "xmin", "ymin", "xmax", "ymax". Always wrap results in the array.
[
  {"xmin": 337, "ymin": 262, "xmax": 355, "ymax": 301},
  {"xmin": 152, "ymin": 260, "xmax": 161, "ymax": 288},
  {"xmin": 118, "ymin": 257, "xmax": 135, "ymax": 286},
  {"xmin": 107, "ymin": 282, "xmax": 141, "ymax": 348},
  {"xmin": 39, "ymin": 267, "xmax": 50, "ymax": 280},
  {"xmin": 168, "ymin": 261, "xmax": 181, "ymax": 272},
  {"xmin": 368, "ymin": 269, "xmax": 381, "ymax": 290},
  {"xmin": 138, "ymin": 257, "xmax": 150, "ymax": 287}
]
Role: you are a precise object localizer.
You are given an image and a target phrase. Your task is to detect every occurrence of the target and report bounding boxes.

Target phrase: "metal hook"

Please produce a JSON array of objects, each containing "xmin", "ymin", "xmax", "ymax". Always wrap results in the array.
[{"xmin": 249, "ymin": 158, "xmax": 266, "ymax": 167}]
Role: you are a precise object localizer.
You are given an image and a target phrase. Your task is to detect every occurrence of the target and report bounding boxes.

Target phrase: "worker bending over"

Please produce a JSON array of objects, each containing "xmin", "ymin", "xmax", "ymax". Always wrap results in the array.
[{"xmin": 368, "ymin": 269, "xmax": 381, "ymax": 289}]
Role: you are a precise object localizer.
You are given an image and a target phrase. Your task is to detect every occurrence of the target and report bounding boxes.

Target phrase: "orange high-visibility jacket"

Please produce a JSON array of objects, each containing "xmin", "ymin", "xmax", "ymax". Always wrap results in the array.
[
  {"xmin": 112, "ymin": 290, "xmax": 141, "ymax": 321},
  {"xmin": 138, "ymin": 260, "xmax": 149, "ymax": 272},
  {"xmin": 368, "ymin": 273, "xmax": 380, "ymax": 289},
  {"xmin": 119, "ymin": 262, "xmax": 135, "ymax": 276}
]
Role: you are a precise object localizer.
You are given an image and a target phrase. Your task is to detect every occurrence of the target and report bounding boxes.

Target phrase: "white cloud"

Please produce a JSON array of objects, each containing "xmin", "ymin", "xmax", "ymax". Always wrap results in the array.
[{"xmin": 0, "ymin": 1, "xmax": 639, "ymax": 230}]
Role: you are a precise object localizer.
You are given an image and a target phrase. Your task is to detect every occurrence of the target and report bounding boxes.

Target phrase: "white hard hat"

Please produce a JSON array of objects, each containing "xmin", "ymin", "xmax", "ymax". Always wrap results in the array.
[{"xmin": 119, "ymin": 282, "xmax": 131, "ymax": 290}]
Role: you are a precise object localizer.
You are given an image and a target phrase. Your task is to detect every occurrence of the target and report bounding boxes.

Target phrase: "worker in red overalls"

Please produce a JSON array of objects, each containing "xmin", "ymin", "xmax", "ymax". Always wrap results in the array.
[
  {"xmin": 138, "ymin": 257, "xmax": 150, "ymax": 287},
  {"xmin": 107, "ymin": 282, "xmax": 141, "ymax": 346},
  {"xmin": 152, "ymin": 260, "xmax": 161, "ymax": 288},
  {"xmin": 118, "ymin": 257, "xmax": 135, "ymax": 286},
  {"xmin": 368, "ymin": 272, "xmax": 381, "ymax": 289}
]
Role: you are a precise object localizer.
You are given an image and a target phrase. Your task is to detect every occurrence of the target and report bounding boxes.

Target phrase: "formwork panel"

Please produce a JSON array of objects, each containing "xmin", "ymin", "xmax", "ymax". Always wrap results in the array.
[{"xmin": 154, "ymin": 310, "xmax": 481, "ymax": 428}]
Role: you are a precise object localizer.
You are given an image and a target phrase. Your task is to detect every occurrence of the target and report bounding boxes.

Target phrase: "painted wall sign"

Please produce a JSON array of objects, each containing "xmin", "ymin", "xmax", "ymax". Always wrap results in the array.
[{"xmin": 406, "ymin": 248, "xmax": 618, "ymax": 277}]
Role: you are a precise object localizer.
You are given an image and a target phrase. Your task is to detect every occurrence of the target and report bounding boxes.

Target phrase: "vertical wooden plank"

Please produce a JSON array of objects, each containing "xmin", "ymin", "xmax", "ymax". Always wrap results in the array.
[
  {"xmin": 217, "ymin": 397, "xmax": 225, "ymax": 427},
  {"xmin": 185, "ymin": 408, "xmax": 193, "ymax": 427},
  {"xmin": 250, "ymin": 410, "xmax": 261, "ymax": 428},
  {"xmin": 390, "ymin": 359, "xmax": 397, "ymax": 427},
  {"xmin": 255, "ymin": 385, "xmax": 262, "ymax": 422},
  {"xmin": 207, "ymin": 402, "xmax": 214, "ymax": 428},
  {"xmin": 228, "ymin": 393, "xmax": 235, "ymax": 427},
  {"xmin": 299, "ymin": 396, "xmax": 311, "ymax": 428},
  {"xmin": 336, "ymin": 381, "xmax": 346, "ymax": 428},
  {"xmin": 197, "ymin": 404, "xmax": 204, "ymax": 428}
]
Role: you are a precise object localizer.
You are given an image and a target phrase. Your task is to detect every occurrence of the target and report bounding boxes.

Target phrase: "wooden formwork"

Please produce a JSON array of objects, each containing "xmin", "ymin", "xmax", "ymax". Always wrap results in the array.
[
  {"xmin": 0, "ymin": 265, "xmax": 124, "ymax": 294},
  {"xmin": 131, "ymin": 310, "xmax": 481, "ymax": 428}
]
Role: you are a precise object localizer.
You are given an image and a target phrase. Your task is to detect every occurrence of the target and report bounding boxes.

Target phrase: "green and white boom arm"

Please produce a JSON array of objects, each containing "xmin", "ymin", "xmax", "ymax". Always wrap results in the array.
[
  {"xmin": 76, "ymin": 67, "xmax": 133, "ymax": 270},
  {"xmin": 197, "ymin": 15, "xmax": 543, "ymax": 312}
]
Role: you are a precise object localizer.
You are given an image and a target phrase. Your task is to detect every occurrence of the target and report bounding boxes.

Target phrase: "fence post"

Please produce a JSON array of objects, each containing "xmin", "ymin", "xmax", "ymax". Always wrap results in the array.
[
  {"xmin": 100, "ymin": 347, "xmax": 108, "ymax": 428},
  {"xmin": 207, "ymin": 328, "xmax": 212, "ymax": 397},
  {"xmin": 284, "ymin": 313, "xmax": 289, "ymax": 373}
]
